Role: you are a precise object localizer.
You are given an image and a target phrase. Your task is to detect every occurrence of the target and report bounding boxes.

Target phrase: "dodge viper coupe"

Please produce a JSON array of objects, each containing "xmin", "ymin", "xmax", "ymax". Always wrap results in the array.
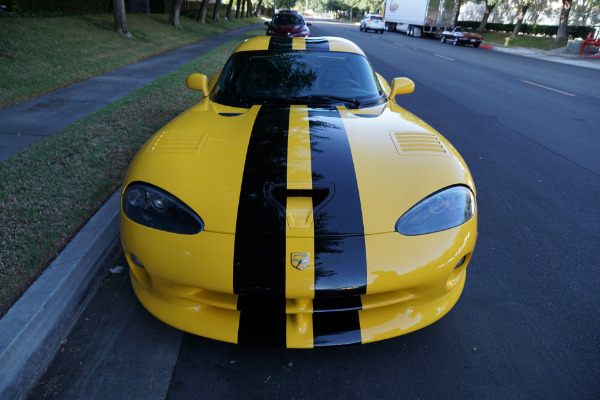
[{"xmin": 120, "ymin": 36, "xmax": 477, "ymax": 348}]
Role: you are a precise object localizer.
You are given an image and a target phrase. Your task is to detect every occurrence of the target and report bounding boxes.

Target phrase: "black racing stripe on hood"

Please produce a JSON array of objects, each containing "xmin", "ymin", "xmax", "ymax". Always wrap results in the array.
[
  {"xmin": 268, "ymin": 37, "xmax": 331, "ymax": 52},
  {"xmin": 308, "ymin": 108, "xmax": 368, "ymax": 298},
  {"xmin": 234, "ymin": 105, "xmax": 289, "ymax": 292},
  {"xmin": 268, "ymin": 36, "xmax": 294, "ymax": 50},
  {"xmin": 304, "ymin": 38, "xmax": 330, "ymax": 51},
  {"xmin": 234, "ymin": 106, "xmax": 289, "ymax": 346}
]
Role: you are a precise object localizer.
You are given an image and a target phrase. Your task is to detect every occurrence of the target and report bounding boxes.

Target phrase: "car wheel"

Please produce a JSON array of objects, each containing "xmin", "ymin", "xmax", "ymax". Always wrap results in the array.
[
  {"xmin": 474, "ymin": 42, "xmax": 480, "ymax": 48},
  {"xmin": 453, "ymin": 38, "xmax": 459, "ymax": 46},
  {"xmin": 380, "ymin": 30, "xmax": 384, "ymax": 34},
  {"xmin": 441, "ymin": 36, "xmax": 446, "ymax": 43}
]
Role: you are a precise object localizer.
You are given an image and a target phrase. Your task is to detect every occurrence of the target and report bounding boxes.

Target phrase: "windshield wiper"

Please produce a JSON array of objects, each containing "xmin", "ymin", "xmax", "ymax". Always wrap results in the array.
[{"xmin": 286, "ymin": 95, "xmax": 362, "ymax": 109}]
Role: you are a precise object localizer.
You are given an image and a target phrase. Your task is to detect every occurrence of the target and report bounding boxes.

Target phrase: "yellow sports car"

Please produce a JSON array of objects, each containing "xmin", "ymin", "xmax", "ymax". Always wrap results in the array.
[{"xmin": 120, "ymin": 36, "xmax": 477, "ymax": 348}]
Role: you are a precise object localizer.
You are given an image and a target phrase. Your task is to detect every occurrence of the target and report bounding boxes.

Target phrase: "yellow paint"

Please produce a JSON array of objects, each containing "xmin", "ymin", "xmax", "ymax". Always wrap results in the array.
[
  {"xmin": 130, "ymin": 267, "xmax": 241, "ymax": 344},
  {"xmin": 285, "ymin": 106, "xmax": 316, "ymax": 347},
  {"xmin": 125, "ymin": 102, "xmax": 259, "ymax": 235},
  {"xmin": 287, "ymin": 105, "xmax": 312, "ymax": 189},
  {"xmin": 292, "ymin": 37, "xmax": 306, "ymax": 51},
  {"xmin": 286, "ymin": 197, "xmax": 313, "ymax": 229}
]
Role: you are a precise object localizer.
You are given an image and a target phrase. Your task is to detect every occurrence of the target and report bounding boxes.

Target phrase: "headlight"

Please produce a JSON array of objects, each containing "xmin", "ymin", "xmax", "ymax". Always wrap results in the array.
[
  {"xmin": 122, "ymin": 182, "xmax": 203, "ymax": 234},
  {"xmin": 396, "ymin": 186, "xmax": 475, "ymax": 236}
]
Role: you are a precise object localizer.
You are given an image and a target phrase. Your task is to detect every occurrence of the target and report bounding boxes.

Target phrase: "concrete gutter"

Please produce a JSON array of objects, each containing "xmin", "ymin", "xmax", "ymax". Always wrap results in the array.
[{"xmin": 0, "ymin": 191, "xmax": 121, "ymax": 400}]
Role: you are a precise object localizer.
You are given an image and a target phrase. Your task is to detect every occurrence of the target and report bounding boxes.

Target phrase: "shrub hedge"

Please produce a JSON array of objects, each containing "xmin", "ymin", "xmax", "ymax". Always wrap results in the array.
[{"xmin": 458, "ymin": 21, "xmax": 593, "ymax": 39}]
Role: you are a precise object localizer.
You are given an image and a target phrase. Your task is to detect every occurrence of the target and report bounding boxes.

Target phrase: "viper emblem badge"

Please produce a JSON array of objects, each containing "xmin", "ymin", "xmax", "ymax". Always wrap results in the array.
[{"xmin": 291, "ymin": 252, "xmax": 311, "ymax": 270}]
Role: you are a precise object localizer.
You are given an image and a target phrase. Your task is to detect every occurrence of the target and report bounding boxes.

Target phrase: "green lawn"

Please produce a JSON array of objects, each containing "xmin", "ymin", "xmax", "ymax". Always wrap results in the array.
[
  {"xmin": 0, "ymin": 13, "xmax": 263, "ymax": 107},
  {"xmin": 482, "ymin": 31, "xmax": 567, "ymax": 50}
]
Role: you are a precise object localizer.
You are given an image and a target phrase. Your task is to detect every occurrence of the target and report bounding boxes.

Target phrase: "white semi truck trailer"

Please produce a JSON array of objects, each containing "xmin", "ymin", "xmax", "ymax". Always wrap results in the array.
[{"xmin": 383, "ymin": 0, "xmax": 456, "ymax": 38}]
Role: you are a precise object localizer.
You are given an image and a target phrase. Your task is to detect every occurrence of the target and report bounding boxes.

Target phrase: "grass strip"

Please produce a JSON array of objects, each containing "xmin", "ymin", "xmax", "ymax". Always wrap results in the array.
[
  {"xmin": 0, "ymin": 13, "xmax": 263, "ymax": 107},
  {"xmin": 482, "ymin": 31, "xmax": 567, "ymax": 50},
  {"xmin": 0, "ymin": 26, "xmax": 264, "ymax": 317}
]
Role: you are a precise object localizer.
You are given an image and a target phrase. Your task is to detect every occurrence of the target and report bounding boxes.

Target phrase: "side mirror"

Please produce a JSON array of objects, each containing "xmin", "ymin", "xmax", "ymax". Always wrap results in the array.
[
  {"xmin": 389, "ymin": 77, "xmax": 415, "ymax": 99},
  {"xmin": 186, "ymin": 74, "xmax": 209, "ymax": 97}
]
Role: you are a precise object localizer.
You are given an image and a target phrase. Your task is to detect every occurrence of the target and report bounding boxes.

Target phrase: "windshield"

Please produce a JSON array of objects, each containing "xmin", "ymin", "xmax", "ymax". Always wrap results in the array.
[
  {"xmin": 272, "ymin": 14, "xmax": 304, "ymax": 25},
  {"xmin": 211, "ymin": 50, "xmax": 384, "ymax": 109}
]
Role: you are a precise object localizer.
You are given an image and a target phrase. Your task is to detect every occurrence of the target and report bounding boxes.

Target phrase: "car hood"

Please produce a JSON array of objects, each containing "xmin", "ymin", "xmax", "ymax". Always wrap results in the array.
[{"xmin": 125, "ymin": 101, "xmax": 474, "ymax": 237}]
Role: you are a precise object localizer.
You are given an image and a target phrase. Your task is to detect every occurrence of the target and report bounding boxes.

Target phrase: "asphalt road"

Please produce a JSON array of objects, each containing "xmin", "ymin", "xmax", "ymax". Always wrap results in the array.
[{"xmin": 29, "ymin": 20, "xmax": 600, "ymax": 400}]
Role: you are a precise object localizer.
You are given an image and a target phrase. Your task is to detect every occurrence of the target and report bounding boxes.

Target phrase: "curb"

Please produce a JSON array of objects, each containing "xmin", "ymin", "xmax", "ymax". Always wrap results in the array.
[{"xmin": 0, "ymin": 190, "xmax": 121, "ymax": 400}]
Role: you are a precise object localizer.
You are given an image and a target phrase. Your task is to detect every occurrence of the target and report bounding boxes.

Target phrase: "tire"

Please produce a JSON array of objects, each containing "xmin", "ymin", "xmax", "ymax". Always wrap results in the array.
[
  {"xmin": 474, "ymin": 42, "xmax": 480, "ymax": 48},
  {"xmin": 380, "ymin": 30, "xmax": 384, "ymax": 34},
  {"xmin": 453, "ymin": 38, "xmax": 459, "ymax": 46},
  {"xmin": 441, "ymin": 36, "xmax": 446, "ymax": 43}
]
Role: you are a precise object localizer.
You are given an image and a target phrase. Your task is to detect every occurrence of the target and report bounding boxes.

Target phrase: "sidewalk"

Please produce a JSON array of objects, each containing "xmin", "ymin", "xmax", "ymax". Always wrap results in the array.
[
  {"xmin": 0, "ymin": 27, "xmax": 597, "ymax": 400},
  {"xmin": 491, "ymin": 44, "xmax": 600, "ymax": 70},
  {"xmin": 0, "ymin": 23, "xmax": 261, "ymax": 400}
]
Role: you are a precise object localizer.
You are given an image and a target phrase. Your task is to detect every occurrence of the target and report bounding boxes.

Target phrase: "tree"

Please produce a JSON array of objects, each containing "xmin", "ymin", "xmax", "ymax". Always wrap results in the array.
[
  {"xmin": 277, "ymin": 0, "xmax": 299, "ymax": 9},
  {"xmin": 236, "ymin": 0, "xmax": 241, "ymax": 18},
  {"xmin": 511, "ymin": 0, "xmax": 533, "ymax": 39},
  {"xmin": 555, "ymin": 0, "xmax": 573, "ymax": 42},
  {"xmin": 197, "ymin": 0, "xmax": 211, "ymax": 23},
  {"xmin": 226, "ymin": 0, "xmax": 235, "ymax": 19},
  {"xmin": 477, "ymin": 0, "xmax": 501, "ymax": 33},
  {"xmin": 169, "ymin": 0, "xmax": 184, "ymax": 28},
  {"xmin": 113, "ymin": 0, "xmax": 132, "ymax": 37},
  {"xmin": 255, "ymin": 0, "xmax": 264, "ymax": 16},
  {"xmin": 453, "ymin": 0, "xmax": 463, "ymax": 27},
  {"xmin": 213, "ymin": 0, "xmax": 223, "ymax": 21}
]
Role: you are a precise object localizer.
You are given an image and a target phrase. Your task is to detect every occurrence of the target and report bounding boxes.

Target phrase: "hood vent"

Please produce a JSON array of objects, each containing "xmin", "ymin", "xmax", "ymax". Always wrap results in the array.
[
  {"xmin": 390, "ymin": 131, "xmax": 449, "ymax": 156},
  {"xmin": 146, "ymin": 130, "xmax": 208, "ymax": 155}
]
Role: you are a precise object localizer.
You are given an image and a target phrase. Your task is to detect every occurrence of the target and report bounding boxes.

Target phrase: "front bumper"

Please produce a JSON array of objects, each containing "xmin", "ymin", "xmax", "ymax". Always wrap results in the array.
[
  {"xmin": 365, "ymin": 23, "xmax": 385, "ymax": 30},
  {"xmin": 121, "ymin": 211, "xmax": 477, "ymax": 348},
  {"xmin": 459, "ymin": 37, "xmax": 483, "ymax": 45}
]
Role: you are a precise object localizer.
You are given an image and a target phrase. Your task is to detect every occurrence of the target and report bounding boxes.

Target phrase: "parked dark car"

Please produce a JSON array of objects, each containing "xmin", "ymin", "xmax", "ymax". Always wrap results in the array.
[
  {"xmin": 441, "ymin": 27, "xmax": 484, "ymax": 47},
  {"xmin": 265, "ymin": 11, "xmax": 311, "ymax": 37}
]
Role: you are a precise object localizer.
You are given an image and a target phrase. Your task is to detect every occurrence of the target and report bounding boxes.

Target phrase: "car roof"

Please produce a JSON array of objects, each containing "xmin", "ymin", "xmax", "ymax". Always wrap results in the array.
[{"xmin": 232, "ymin": 36, "xmax": 366, "ymax": 56}]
